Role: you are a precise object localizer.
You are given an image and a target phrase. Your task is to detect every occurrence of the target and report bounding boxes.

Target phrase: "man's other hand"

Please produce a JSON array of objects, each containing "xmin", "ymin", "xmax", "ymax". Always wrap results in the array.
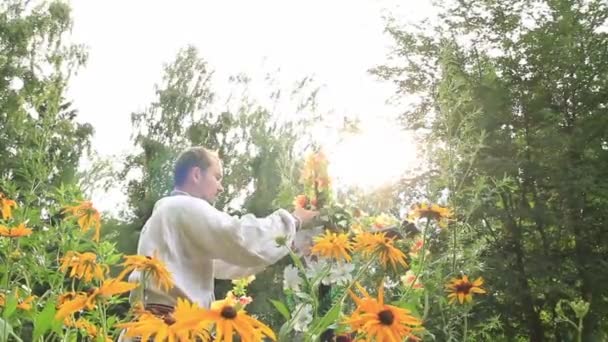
[{"xmin": 292, "ymin": 207, "xmax": 320, "ymax": 228}]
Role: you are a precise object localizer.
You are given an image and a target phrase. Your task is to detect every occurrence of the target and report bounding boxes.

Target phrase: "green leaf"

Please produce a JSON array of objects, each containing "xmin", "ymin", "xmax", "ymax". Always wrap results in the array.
[
  {"xmin": 106, "ymin": 315, "xmax": 118, "ymax": 328},
  {"xmin": 2, "ymin": 293, "xmax": 18, "ymax": 319},
  {"xmin": 105, "ymin": 253, "xmax": 123, "ymax": 265},
  {"xmin": 277, "ymin": 321, "xmax": 293, "ymax": 342},
  {"xmin": 269, "ymin": 299, "xmax": 291, "ymax": 320},
  {"xmin": 0, "ymin": 318, "xmax": 14, "ymax": 342},
  {"xmin": 393, "ymin": 300, "xmax": 422, "ymax": 318},
  {"xmin": 51, "ymin": 312, "xmax": 64, "ymax": 335},
  {"xmin": 33, "ymin": 300, "xmax": 57, "ymax": 341},
  {"xmin": 310, "ymin": 302, "xmax": 341, "ymax": 335}
]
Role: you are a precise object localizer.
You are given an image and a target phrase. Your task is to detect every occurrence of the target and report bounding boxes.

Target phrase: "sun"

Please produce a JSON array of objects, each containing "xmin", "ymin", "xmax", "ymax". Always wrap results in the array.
[{"xmin": 326, "ymin": 121, "xmax": 418, "ymax": 190}]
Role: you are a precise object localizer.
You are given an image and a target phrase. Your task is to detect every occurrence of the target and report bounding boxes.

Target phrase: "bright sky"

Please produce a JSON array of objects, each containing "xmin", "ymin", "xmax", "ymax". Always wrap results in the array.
[{"xmin": 67, "ymin": 0, "xmax": 435, "ymax": 213}]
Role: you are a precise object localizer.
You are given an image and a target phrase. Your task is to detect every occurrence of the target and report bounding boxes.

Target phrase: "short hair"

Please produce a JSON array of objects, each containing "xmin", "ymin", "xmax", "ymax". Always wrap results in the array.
[{"xmin": 173, "ymin": 146, "xmax": 219, "ymax": 186}]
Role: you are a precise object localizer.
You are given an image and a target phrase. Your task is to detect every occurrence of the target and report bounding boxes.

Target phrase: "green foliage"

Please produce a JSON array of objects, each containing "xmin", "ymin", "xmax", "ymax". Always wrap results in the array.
[
  {"xmin": 32, "ymin": 299, "xmax": 58, "ymax": 341},
  {"xmin": 269, "ymin": 299, "xmax": 291, "ymax": 321},
  {"xmin": 373, "ymin": 0, "xmax": 608, "ymax": 339},
  {"xmin": 121, "ymin": 46, "xmax": 318, "ymax": 225},
  {"xmin": 0, "ymin": 0, "xmax": 92, "ymax": 201},
  {"xmin": 5, "ymin": 0, "xmax": 608, "ymax": 340},
  {"xmin": 0, "ymin": 187, "xmax": 133, "ymax": 340}
]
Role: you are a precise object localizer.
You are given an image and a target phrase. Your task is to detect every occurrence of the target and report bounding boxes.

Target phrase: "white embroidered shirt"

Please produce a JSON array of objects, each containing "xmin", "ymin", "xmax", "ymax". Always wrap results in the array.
[{"xmin": 127, "ymin": 192, "xmax": 297, "ymax": 309}]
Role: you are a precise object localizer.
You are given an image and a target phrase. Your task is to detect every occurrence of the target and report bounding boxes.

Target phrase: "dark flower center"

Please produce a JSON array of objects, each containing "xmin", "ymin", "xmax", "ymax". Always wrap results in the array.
[
  {"xmin": 421, "ymin": 209, "xmax": 441, "ymax": 220},
  {"xmin": 378, "ymin": 309, "xmax": 395, "ymax": 325},
  {"xmin": 220, "ymin": 306, "xmax": 237, "ymax": 319},
  {"xmin": 336, "ymin": 335, "xmax": 353, "ymax": 342},
  {"xmin": 163, "ymin": 315, "xmax": 176, "ymax": 325},
  {"xmin": 455, "ymin": 282, "xmax": 473, "ymax": 294}
]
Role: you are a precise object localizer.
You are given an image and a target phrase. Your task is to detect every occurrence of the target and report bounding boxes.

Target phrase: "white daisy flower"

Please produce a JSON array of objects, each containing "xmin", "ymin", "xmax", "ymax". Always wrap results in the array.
[
  {"xmin": 293, "ymin": 303, "xmax": 313, "ymax": 332},
  {"xmin": 283, "ymin": 264, "xmax": 303, "ymax": 292},
  {"xmin": 327, "ymin": 262, "xmax": 355, "ymax": 286},
  {"xmin": 305, "ymin": 259, "xmax": 331, "ymax": 285}
]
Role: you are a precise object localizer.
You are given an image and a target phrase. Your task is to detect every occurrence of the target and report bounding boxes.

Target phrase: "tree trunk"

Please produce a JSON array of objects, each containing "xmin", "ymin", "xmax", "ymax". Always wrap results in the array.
[{"xmin": 500, "ymin": 192, "xmax": 545, "ymax": 341}]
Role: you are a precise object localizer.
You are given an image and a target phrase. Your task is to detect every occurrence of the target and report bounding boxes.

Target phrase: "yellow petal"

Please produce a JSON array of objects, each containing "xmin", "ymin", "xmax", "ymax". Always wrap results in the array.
[
  {"xmin": 56, "ymin": 296, "xmax": 88, "ymax": 319},
  {"xmin": 472, "ymin": 277, "xmax": 484, "ymax": 287},
  {"xmin": 458, "ymin": 292, "xmax": 465, "ymax": 304},
  {"xmin": 99, "ymin": 280, "xmax": 138, "ymax": 297},
  {"xmin": 471, "ymin": 287, "xmax": 486, "ymax": 294}
]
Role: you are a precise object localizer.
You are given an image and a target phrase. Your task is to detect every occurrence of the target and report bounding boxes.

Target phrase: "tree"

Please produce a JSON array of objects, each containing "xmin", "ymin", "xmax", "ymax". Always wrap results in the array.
[
  {"xmin": 373, "ymin": 0, "xmax": 608, "ymax": 340},
  {"xmin": 121, "ymin": 46, "xmax": 318, "ymax": 224},
  {"xmin": 0, "ymin": 0, "xmax": 93, "ymax": 205}
]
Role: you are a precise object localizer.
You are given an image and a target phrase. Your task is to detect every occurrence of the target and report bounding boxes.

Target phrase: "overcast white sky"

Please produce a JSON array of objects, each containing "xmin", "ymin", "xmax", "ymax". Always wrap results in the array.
[{"xmin": 66, "ymin": 0, "xmax": 435, "ymax": 213}]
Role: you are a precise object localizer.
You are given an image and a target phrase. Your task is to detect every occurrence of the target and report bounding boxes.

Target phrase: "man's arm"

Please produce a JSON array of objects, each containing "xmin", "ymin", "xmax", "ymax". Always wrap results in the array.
[{"xmin": 175, "ymin": 196, "xmax": 298, "ymax": 268}]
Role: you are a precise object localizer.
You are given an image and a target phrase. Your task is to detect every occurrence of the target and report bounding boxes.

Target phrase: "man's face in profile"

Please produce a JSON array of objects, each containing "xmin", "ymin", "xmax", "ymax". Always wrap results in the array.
[{"xmin": 192, "ymin": 158, "xmax": 224, "ymax": 203}]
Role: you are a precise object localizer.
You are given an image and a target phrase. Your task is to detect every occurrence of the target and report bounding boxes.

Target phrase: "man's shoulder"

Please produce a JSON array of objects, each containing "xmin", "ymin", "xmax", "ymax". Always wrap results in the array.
[{"xmin": 153, "ymin": 195, "xmax": 212, "ymax": 213}]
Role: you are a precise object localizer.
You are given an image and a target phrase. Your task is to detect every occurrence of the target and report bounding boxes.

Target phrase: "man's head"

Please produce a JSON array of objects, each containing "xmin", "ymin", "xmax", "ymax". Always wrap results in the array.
[{"xmin": 173, "ymin": 146, "xmax": 224, "ymax": 202}]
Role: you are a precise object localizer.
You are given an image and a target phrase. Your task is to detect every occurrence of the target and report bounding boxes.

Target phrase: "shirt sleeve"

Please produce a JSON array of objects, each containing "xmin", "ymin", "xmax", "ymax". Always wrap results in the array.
[{"xmin": 174, "ymin": 197, "xmax": 297, "ymax": 269}]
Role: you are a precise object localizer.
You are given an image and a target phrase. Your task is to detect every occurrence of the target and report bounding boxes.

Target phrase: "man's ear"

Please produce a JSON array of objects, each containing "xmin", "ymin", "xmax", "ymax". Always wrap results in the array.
[{"xmin": 190, "ymin": 166, "xmax": 201, "ymax": 182}]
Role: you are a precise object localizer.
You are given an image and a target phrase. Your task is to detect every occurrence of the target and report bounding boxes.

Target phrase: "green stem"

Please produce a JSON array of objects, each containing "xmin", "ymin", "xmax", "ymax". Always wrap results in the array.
[
  {"xmin": 452, "ymin": 222, "xmax": 457, "ymax": 272},
  {"xmin": 286, "ymin": 248, "xmax": 308, "ymax": 279},
  {"xmin": 43, "ymin": 330, "xmax": 55, "ymax": 342},
  {"xmin": 463, "ymin": 311, "xmax": 468, "ymax": 342},
  {"xmin": 61, "ymin": 329, "xmax": 71, "ymax": 342},
  {"xmin": 2, "ymin": 239, "xmax": 13, "ymax": 342},
  {"xmin": 4, "ymin": 239, "xmax": 13, "ymax": 291},
  {"xmin": 439, "ymin": 301, "xmax": 448, "ymax": 333},
  {"xmin": 577, "ymin": 316, "xmax": 583, "ymax": 342},
  {"xmin": 10, "ymin": 330, "xmax": 24, "ymax": 342},
  {"xmin": 422, "ymin": 292, "xmax": 430, "ymax": 321},
  {"xmin": 402, "ymin": 220, "xmax": 430, "ymax": 300},
  {"xmin": 98, "ymin": 301, "xmax": 108, "ymax": 339},
  {"xmin": 286, "ymin": 248, "xmax": 316, "ymax": 306},
  {"xmin": 342, "ymin": 257, "xmax": 376, "ymax": 300}
]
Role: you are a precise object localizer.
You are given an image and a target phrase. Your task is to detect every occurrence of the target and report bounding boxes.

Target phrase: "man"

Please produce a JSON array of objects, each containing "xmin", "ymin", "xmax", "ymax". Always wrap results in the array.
[{"xmin": 125, "ymin": 146, "xmax": 319, "ymax": 313}]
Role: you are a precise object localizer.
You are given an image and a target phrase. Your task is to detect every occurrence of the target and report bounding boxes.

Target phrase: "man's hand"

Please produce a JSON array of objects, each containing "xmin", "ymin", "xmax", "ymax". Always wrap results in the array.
[{"xmin": 292, "ymin": 207, "xmax": 320, "ymax": 228}]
